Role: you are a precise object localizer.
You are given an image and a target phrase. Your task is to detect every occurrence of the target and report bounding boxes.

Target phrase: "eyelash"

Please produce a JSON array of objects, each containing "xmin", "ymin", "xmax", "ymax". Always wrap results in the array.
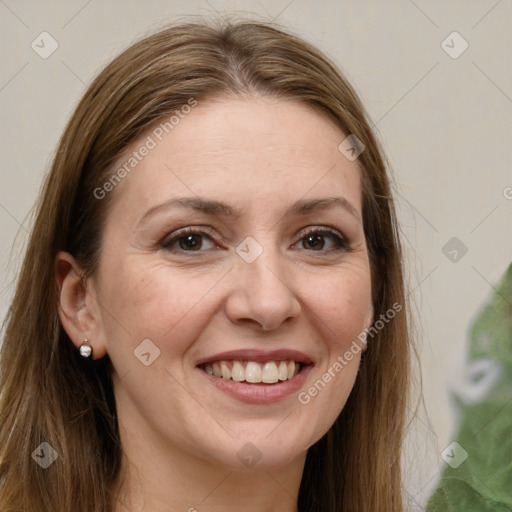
[{"xmin": 160, "ymin": 226, "xmax": 350, "ymax": 254}]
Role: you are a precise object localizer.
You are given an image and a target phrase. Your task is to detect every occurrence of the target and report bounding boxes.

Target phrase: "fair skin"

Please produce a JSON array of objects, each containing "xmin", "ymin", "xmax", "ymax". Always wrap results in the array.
[{"xmin": 57, "ymin": 96, "xmax": 374, "ymax": 511}]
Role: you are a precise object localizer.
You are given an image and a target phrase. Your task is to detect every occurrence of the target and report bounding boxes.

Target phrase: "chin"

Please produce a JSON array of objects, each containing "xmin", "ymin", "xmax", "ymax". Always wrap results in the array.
[{"xmin": 198, "ymin": 431, "xmax": 311, "ymax": 472}]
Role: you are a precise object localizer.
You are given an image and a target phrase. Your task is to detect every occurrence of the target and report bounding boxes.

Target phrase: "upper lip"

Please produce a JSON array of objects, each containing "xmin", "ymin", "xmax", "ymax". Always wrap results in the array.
[{"xmin": 195, "ymin": 349, "xmax": 314, "ymax": 366}]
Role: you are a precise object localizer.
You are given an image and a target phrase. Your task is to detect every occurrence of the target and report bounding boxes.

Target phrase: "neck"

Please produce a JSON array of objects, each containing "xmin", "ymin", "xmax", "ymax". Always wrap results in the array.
[{"xmin": 111, "ymin": 427, "xmax": 306, "ymax": 512}]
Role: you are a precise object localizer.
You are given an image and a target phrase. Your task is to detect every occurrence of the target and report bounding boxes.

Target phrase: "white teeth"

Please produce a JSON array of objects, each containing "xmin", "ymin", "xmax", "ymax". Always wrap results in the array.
[
  {"xmin": 212, "ymin": 362, "xmax": 222, "ymax": 377},
  {"xmin": 202, "ymin": 360, "xmax": 303, "ymax": 384},
  {"xmin": 261, "ymin": 362, "xmax": 279, "ymax": 383},
  {"xmin": 220, "ymin": 361, "xmax": 231, "ymax": 379},
  {"xmin": 231, "ymin": 361, "xmax": 245, "ymax": 382},
  {"xmin": 287, "ymin": 361, "xmax": 295, "ymax": 379},
  {"xmin": 245, "ymin": 362, "xmax": 262, "ymax": 383},
  {"xmin": 278, "ymin": 361, "xmax": 288, "ymax": 381}
]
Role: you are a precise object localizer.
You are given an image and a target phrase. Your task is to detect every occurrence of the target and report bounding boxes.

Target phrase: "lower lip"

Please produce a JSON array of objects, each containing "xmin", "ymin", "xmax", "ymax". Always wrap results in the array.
[{"xmin": 197, "ymin": 365, "xmax": 313, "ymax": 404}]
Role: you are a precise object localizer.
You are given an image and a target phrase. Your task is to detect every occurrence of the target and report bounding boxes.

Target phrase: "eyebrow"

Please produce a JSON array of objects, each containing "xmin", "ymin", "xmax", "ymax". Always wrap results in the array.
[{"xmin": 138, "ymin": 195, "xmax": 360, "ymax": 226}]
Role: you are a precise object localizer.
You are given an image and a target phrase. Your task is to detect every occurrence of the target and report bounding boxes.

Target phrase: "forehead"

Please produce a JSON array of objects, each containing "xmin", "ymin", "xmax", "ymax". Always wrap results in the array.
[{"xmin": 106, "ymin": 96, "xmax": 363, "ymax": 219}]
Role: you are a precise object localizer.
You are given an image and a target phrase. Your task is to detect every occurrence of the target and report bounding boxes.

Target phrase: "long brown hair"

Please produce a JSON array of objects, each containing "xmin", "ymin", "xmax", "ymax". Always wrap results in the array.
[{"xmin": 0, "ymin": 17, "xmax": 411, "ymax": 511}]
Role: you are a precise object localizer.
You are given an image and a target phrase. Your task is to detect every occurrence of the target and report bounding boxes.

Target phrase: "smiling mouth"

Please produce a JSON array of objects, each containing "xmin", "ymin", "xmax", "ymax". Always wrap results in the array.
[{"xmin": 198, "ymin": 360, "xmax": 305, "ymax": 384}]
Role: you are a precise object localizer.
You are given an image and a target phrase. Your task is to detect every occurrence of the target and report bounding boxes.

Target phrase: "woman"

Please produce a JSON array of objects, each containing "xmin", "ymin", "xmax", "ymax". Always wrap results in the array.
[{"xmin": 0, "ymin": 18, "xmax": 411, "ymax": 511}]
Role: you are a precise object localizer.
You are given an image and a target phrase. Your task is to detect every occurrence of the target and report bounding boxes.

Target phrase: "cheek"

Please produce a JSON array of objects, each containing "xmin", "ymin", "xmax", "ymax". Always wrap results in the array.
[
  {"xmin": 97, "ymin": 260, "xmax": 221, "ymax": 358},
  {"xmin": 305, "ymin": 267, "xmax": 372, "ymax": 349},
  {"xmin": 294, "ymin": 267, "xmax": 371, "ymax": 430}
]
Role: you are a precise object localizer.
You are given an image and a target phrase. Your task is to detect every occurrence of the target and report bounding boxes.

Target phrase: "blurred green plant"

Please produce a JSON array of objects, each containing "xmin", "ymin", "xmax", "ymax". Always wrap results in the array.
[{"xmin": 428, "ymin": 263, "xmax": 512, "ymax": 511}]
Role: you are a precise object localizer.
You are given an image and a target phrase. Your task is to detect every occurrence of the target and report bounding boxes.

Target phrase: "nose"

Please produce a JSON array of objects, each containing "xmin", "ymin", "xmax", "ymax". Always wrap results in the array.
[{"xmin": 224, "ymin": 243, "xmax": 301, "ymax": 332}]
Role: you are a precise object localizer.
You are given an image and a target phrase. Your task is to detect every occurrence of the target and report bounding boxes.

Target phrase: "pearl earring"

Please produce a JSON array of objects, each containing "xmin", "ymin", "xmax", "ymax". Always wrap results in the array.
[{"xmin": 79, "ymin": 339, "xmax": 93, "ymax": 359}]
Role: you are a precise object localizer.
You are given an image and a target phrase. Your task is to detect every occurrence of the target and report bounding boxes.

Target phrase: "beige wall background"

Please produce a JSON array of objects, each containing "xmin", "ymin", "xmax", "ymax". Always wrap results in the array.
[{"xmin": 1, "ymin": 0, "xmax": 511, "ymax": 509}]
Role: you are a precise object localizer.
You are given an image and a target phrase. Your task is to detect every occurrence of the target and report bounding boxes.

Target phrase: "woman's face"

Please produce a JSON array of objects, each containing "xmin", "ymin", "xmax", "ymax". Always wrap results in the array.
[{"xmin": 90, "ymin": 96, "xmax": 373, "ymax": 470}]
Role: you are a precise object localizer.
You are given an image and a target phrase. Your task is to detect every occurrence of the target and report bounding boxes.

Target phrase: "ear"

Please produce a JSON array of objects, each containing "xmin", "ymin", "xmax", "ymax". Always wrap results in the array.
[{"xmin": 55, "ymin": 252, "xmax": 107, "ymax": 359}]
